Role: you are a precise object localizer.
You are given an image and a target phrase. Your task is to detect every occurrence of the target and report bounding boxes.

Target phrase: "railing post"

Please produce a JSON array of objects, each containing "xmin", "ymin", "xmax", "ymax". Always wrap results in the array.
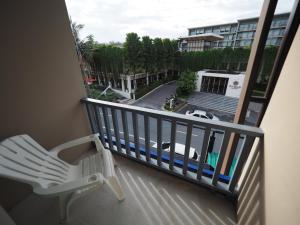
[
  {"xmin": 121, "ymin": 110, "xmax": 131, "ymax": 155},
  {"xmin": 156, "ymin": 118, "xmax": 162, "ymax": 166},
  {"xmin": 228, "ymin": 136, "xmax": 255, "ymax": 192},
  {"xmin": 197, "ymin": 128, "xmax": 211, "ymax": 179},
  {"xmin": 212, "ymin": 131, "xmax": 231, "ymax": 186},
  {"xmin": 169, "ymin": 120, "xmax": 177, "ymax": 170},
  {"xmin": 85, "ymin": 103, "xmax": 96, "ymax": 134},
  {"xmin": 183, "ymin": 123, "xmax": 193, "ymax": 175},
  {"xmin": 93, "ymin": 105, "xmax": 105, "ymax": 144},
  {"xmin": 111, "ymin": 108, "xmax": 122, "ymax": 152},
  {"xmin": 102, "ymin": 107, "xmax": 113, "ymax": 150},
  {"xmin": 144, "ymin": 115, "xmax": 151, "ymax": 162},
  {"xmin": 132, "ymin": 112, "xmax": 140, "ymax": 159}
]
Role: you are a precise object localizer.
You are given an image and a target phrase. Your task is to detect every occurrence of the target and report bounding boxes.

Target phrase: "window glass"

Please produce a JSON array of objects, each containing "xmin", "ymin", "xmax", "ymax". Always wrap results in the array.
[
  {"xmin": 213, "ymin": 26, "xmax": 220, "ymax": 33},
  {"xmin": 231, "ymin": 25, "xmax": 237, "ymax": 32},
  {"xmin": 239, "ymin": 24, "xmax": 249, "ymax": 31},
  {"xmin": 205, "ymin": 27, "xmax": 212, "ymax": 33},
  {"xmin": 190, "ymin": 29, "xmax": 196, "ymax": 35}
]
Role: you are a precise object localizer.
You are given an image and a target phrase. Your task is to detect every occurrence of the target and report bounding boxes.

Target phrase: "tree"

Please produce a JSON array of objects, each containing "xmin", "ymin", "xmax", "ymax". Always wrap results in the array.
[
  {"xmin": 141, "ymin": 36, "xmax": 153, "ymax": 73},
  {"xmin": 153, "ymin": 38, "xmax": 164, "ymax": 74},
  {"xmin": 80, "ymin": 35, "xmax": 97, "ymax": 64},
  {"xmin": 123, "ymin": 32, "xmax": 141, "ymax": 73},
  {"xmin": 70, "ymin": 19, "xmax": 84, "ymax": 50},
  {"xmin": 93, "ymin": 44, "xmax": 124, "ymax": 87},
  {"xmin": 176, "ymin": 71, "xmax": 196, "ymax": 96},
  {"xmin": 162, "ymin": 38, "xmax": 172, "ymax": 77}
]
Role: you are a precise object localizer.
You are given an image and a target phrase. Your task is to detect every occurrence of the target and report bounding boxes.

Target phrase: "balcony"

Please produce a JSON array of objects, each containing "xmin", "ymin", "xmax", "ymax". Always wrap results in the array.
[
  {"xmin": 10, "ymin": 153, "xmax": 237, "ymax": 225},
  {"xmin": 81, "ymin": 98, "xmax": 263, "ymax": 196},
  {"xmin": 4, "ymin": 98, "xmax": 263, "ymax": 225},
  {"xmin": 2, "ymin": 0, "xmax": 299, "ymax": 224}
]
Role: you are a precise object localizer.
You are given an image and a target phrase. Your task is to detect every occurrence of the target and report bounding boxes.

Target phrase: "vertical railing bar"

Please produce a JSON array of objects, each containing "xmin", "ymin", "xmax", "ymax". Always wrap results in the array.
[
  {"xmin": 197, "ymin": 128, "xmax": 211, "ymax": 179},
  {"xmin": 157, "ymin": 117, "xmax": 162, "ymax": 166},
  {"xmin": 111, "ymin": 108, "xmax": 122, "ymax": 152},
  {"xmin": 93, "ymin": 105, "xmax": 105, "ymax": 144},
  {"xmin": 121, "ymin": 110, "xmax": 131, "ymax": 155},
  {"xmin": 183, "ymin": 123, "xmax": 193, "ymax": 175},
  {"xmin": 212, "ymin": 130, "xmax": 232, "ymax": 186},
  {"xmin": 169, "ymin": 120, "xmax": 177, "ymax": 170},
  {"xmin": 132, "ymin": 112, "xmax": 140, "ymax": 159},
  {"xmin": 85, "ymin": 103, "xmax": 96, "ymax": 134},
  {"xmin": 228, "ymin": 136, "xmax": 255, "ymax": 192},
  {"xmin": 144, "ymin": 115, "xmax": 150, "ymax": 162},
  {"xmin": 102, "ymin": 107, "xmax": 113, "ymax": 150}
]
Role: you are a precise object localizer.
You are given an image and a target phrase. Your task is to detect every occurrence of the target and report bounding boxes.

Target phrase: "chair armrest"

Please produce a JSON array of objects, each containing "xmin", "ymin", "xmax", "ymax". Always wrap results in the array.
[
  {"xmin": 33, "ymin": 173, "xmax": 104, "ymax": 196},
  {"xmin": 49, "ymin": 134, "xmax": 99, "ymax": 156}
]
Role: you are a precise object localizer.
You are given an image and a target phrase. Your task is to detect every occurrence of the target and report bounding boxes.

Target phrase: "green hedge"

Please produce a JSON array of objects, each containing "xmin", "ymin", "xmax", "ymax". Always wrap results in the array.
[
  {"xmin": 88, "ymin": 88, "xmax": 120, "ymax": 102},
  {"xmin": 135, "ymin": 80, "xmax": 165, "ymax": 99}
]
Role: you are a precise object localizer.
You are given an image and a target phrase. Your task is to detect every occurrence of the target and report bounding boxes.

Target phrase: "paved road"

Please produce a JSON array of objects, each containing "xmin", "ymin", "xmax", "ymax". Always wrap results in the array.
[
  {"xmin": 98, "ymin": 110, "xmax": 243, "ymax": 158},
  {"xmin": 96, "ymin": 82, "xmax": 244, "ymax": 159},
  {"xmin": 133, "ymin": 81, "xmax": 177, "ymax": 110}
]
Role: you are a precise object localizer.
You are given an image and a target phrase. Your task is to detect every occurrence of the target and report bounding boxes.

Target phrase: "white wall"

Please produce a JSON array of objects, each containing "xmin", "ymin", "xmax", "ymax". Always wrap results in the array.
[
  {"xmin": 260, "ymin": 27, "xmax": 300, "ymax": 225},
  {"xmin": 196, "ymin": 71, "xmax": 245, "ymax": 98},
  {"xmin": 225, "ymin": 75, "xmax": 245, "ymax": 98},
  {"xmin": 237, "ymin": 26, "xmax": 300, "ymax": 225}
]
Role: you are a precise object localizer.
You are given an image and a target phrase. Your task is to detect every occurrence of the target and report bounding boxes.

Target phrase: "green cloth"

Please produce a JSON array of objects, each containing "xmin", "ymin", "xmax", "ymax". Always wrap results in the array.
[{"xmin": 207, "ymin": 152, "xmax": 237, "ymax": 177}]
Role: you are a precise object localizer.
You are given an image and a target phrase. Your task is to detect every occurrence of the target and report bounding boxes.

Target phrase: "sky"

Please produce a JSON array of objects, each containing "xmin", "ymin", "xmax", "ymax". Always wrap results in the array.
[{"xmin": 65, "ymin": 0, "xmax": 293, "ymax": 43}]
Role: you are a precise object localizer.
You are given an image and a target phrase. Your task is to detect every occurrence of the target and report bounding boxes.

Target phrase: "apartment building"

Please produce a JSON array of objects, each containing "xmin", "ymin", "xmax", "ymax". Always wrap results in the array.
[
  {"xmin": 179, "ymin": 12, "xmax": 289, "ymax": 51},
  {"xmin": 1, "ymin": 1, "xmax": 299, "ymax": 225}
]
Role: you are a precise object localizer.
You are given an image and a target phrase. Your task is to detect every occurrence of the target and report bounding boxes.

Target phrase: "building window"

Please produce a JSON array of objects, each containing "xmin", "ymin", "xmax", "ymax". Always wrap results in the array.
[
  {"xmin": 266, "ymin": 37, "xmax": 280, "ymax": 46},
  {"xmin": 271, "ymin": 18, "xmax": 288, "ymax": 28},
  {"xmin": 239, "ymin": 24, "xmax": 249, "ymax": 31},
  {"xmin": 196, "ymin": 28, "xmax": 204, "ymax": 34},
  {"xmin": 213, "ymin": 26, "xmax": 220, "ymax": 33},
  {"xmin": 220, "ymin": 26, "xmax": 230, "ymax": 33},
  {"xmin": 205, "ymin": 27, "xmax": 213, "ymax": 33},
  {"xmin": 240, "ymin": 40, "xmax": 252, "ymax": 47},
  {"xmin": 211, "ymin": 41, "xmax": 218, "ymax": 47},
  {"xmin": 248, "ymin": 23, "xmax": 257, "ymax": 30},
  {"xmin": 231, "ymin": 25, "xmax": 237, "ymax": 33},
  {"xmin": 190, "ymin": 29, "xmax": 196, "ymax": 35}
]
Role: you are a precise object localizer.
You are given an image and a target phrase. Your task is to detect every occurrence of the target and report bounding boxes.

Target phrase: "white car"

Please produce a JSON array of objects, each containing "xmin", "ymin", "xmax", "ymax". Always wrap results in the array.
[
  {"xmin": 152, "ymin": 142, "xmax": 199, "ymax": 160},
  {"xmin": 185, "ymin": 109, "xmax": 220, "ymax": 121}
]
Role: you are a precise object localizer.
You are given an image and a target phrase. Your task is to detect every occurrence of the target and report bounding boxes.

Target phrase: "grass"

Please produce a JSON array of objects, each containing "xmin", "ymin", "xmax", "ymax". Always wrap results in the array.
[{"xmin": 88, "ymin": 87, "xmax": 122, "ymax": 102}]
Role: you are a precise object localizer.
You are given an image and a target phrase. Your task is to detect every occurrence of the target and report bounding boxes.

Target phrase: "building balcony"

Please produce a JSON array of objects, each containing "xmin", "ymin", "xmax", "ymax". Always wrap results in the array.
[
  {"xmin": 9, "ymin": 153, "xmax": 237, "ymax": 225},
  {"xmin": 4, "ymin": 98, "xmax": 263, "ymax": 225}
]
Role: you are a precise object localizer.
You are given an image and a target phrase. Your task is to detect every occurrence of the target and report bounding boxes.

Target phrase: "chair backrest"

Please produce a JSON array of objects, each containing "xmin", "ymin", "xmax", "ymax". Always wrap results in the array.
[{"xmin": 0, "ymin": 135, "xmax": 70, "ymax": 189}]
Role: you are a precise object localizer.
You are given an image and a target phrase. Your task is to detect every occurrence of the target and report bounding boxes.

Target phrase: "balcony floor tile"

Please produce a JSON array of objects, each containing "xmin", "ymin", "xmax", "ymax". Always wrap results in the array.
[{"xmin": 10, "ymin": 154, "xmax": 237, "ymax": 225}]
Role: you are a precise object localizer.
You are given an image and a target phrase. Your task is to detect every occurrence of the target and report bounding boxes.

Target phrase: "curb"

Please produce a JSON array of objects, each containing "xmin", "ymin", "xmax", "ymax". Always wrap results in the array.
[
  {"xmin": 161, "ymin": 102, "xmax": 188, "ymax": 113},
  {"xmin": 130, "ymin": 80, "xmax": 176, "ymax": 105}
]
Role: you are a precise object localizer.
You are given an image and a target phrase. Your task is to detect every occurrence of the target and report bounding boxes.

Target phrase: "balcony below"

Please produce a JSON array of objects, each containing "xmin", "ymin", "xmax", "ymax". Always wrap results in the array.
[{"xmin": 9, "ymin": 153, "xmax": 236, "ymax": 225}]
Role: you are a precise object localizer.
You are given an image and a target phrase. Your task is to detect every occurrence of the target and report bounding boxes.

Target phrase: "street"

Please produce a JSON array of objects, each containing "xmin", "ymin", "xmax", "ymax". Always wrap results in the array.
[
  {"xmin": 133, "ymin": 81, "xmax": 177, "ymax": 110},
  {"xmin": 98, "ymin": 110, "xmax": 243, "ymax": 158}
]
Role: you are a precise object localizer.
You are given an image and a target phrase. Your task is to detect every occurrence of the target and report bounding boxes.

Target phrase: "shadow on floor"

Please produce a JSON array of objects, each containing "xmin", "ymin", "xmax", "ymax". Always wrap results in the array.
[{"xmin": 10, "ymin": 154, "xmax": 237, "ymax": 225}]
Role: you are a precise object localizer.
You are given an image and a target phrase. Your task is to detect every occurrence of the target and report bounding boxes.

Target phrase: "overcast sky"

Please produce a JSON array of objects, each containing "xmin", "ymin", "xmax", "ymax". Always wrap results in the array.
[{"xmin": 65, "ymin": 0, "xmax": 293, "ymax": 43}]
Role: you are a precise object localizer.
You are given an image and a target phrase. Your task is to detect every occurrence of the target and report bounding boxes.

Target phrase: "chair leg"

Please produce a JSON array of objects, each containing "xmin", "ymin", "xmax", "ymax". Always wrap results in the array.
[
  {"xmin": 112, "ymin": 155, "xmax": 118, "ymax": 167},
  {"xmin": 106, "ymin": 176, "xmax": 125, "ymax": 201},
  {"xmin": 59, "ymin": 193, "xmax": 72, "ymax": 224},
  {"xmin": 59, "ymin": 185, "xmax": 101, "ymax": 224}
]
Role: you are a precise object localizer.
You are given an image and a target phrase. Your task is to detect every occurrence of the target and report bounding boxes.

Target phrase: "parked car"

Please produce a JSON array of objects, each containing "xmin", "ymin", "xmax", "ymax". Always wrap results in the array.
[
  {"xmin": 185, "ymin": 109, "xmax": 220, "ymax": 121},
  {"xmin": 152, "ymin": 142, "xmax": 199, "ymax": 160}
]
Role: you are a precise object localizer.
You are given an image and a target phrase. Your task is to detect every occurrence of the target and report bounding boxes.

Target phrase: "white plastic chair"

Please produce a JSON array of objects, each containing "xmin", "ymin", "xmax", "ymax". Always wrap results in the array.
[{"xmin": 0, "ymin": 134, "xmax": 125, "ymax": 223}]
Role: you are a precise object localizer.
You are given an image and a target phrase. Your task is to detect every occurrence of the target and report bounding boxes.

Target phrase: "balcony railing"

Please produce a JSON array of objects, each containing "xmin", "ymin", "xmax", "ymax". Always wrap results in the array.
[{"xmin": 81, "ymin": 98, "xmax": 263, "ymax": 196}]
